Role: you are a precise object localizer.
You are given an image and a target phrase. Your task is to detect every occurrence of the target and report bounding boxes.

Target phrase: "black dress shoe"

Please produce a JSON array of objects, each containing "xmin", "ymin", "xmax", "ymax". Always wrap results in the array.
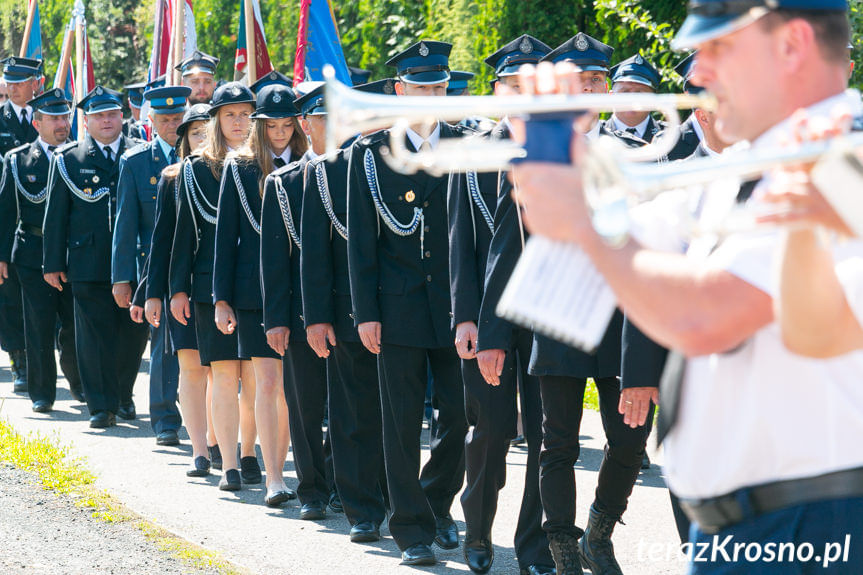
[
  {"xmin": 520, "ymin": 565, "xmax": 557, "ymax": 575},
  {"xmin": 31, "ymin": 400, "xmax": 53, "ymax": 413},
  {"xmin": 219, "ymin": 469, "xmax": 242, "ymax": 491},
  {"xmin": 186, "ymin": 456, "xmax": 211, "ymax": 477},
  {"xmin": 401, "ymin": 543, "xmax": 436, "ymax": 566},
  {"xmin": 69, "ymin": 387, "xmax": 85, "ymax": 403},
  {"xmin": 239, "ymin": 456, "xmax": 262, "ymax": 484},
  {"xmin": 264, "ymin": 489, "xmax": 292, "ymax": 507},
  {"xmin": 10, "ymin": 349, "xmax": 27, "ymax": 392},
  {"xmin": 641, "ymin": 452, "xmax": 651, "ymax": 469},
  {"xmin": 299, "ymin": 501, "xmax": 326, "ymax": 520},
  {"xmin": 117, "ymin": 402, "xmax": 136, "ymax": 420},
  {"xmin": 510, "ymin": 434, "xmax": 526, "ymax": 446},
  {"xmin": 89, "ymin": 411, "xmax": 116, "ymax": 428},
  {"xmin": 208, "ymin": 444, "xmax": 222, "ymax": 470},
  {"xmin": 156, "ymin": 430, "xmax": 180, "ymax": 446},
  {"xmin": 464, "ymin": 538, "xmax": 493, "ymax": 574},
  {"xmin": 328, "ymin": 491, "xmax": 343, "ymax": 513},
  {"xmin": 434, "ymin": 515, "xmax": 459, "ymax": 550},
  {"xmin": 349, "ymin": 521, "xmax": 381, "ymax": 543}
]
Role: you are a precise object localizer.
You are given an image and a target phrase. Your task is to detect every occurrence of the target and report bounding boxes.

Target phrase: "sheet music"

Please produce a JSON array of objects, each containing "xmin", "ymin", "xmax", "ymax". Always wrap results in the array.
[{"xmin": 496, "ymin": 235, "xmax": 617, "ymax": 353}]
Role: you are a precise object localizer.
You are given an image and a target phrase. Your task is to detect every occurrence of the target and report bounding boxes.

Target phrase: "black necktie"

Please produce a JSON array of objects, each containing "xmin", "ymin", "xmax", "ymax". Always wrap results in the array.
[
  {"xmin": 626, "ymin": 127, "xmax": 639, "ymax": 136},
  {"xmin": 47, "ymin": 145, "xmax": 56, "ymax": 153},
  {"xmin": 273, "ymin": 157, "xmax": 286, "ymax": 168},
  {"xmin": 104, "ymin": 145, "xmax": 114, "ymax": 162},
  {"xmin": 169, "ymin": 149, "xmax": 178, "ymax": 164}
]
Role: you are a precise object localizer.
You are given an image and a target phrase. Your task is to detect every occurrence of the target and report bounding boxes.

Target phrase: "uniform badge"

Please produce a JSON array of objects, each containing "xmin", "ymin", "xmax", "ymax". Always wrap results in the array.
[
  {"xmin": 92, "ymin": 175, "xmax": 100, "ymax": 183},
  {"xmin": 383, "ymin": 80, "xmax": 394, "ymax": 95},
  {"xmin": 269, "ymin": 71, "xmax": 277, "ymax": 80},
  {"xmin": 272, "ymin": 92, "xmax": 282, "ymax": 103},
  {"xmin": 54, "ymin": 89, "xmax": 63, "ymax": 98},
  {"xmin": 166, "ymin": 97, "xmax": 174, "ymax": 106},
  {"xmin": 635, "ymin": 54, "xmax": 644, "ymax": 65},
  {"xmin": 84, "ymin": 188, "xmax": 92, "ymax": 195},
  {"xmin": 230, "ymin": 85, "xmax": 241, "ymax": 97},
  {"xmin": 575, "ymin": 34, "xmax": 589, "ymax": 52},
  {"xmin": 150, "ymin": 176, "xmax": 158, "ymax": 185},
  {"xmin": 405, "ymin": 190, "xmax": 416, "ymax": 203},
  {"xmin": 95, "ymin": 86, "xmax": 104, "ymax": 95},
  {"xmin": 8, "ymin": 58, "xmax": 15, "ymax": 66},
  {"xmin": 419, "ymin": 42, "xmax": 430, "ymax": 57},
  {"xmin": 519, "ymin": 37, "xmax": 534, "ymax": 55},
  {"xmin": 26, "ymin": 175, "xmax": 36, "ymax": 183}
]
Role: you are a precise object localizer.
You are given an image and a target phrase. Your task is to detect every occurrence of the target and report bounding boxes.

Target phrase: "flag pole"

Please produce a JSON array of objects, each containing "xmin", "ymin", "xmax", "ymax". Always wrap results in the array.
[
  {"xmin": 54, "ymin": 23, "xmax": 74, "ymax": 89},
  {"xmin": 19, "ymin": 0, "xmax": 37, "ymax": 58},
  {"xmin": 75, "ymin": 10, "xmax": 85, "ymax": 141},
  {"xmin": 244, "ymin": 0, "xmax": 257, "ymax": 85},
  {"xmin": 172, "ymin": 0, "xmax": 184, "ymax": 85}
]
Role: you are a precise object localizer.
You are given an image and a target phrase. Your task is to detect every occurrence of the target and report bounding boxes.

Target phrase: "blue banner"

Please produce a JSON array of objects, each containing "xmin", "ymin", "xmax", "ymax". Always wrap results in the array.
[{"xmin": 303, "ymin": 0, "xmax": 351, "ymax": 85}]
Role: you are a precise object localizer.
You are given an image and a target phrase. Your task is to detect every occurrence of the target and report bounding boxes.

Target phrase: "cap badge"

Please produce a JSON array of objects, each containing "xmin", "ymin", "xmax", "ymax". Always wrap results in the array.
[
  {"xmin": 8, "ymin": 58, "xmax": 15, "ymax": 66},
  {"xmin": 269, "ymin": 71, "xmax": 277, "ymax": 80},
  {"xmin": 166, "ymin": 97, "xmax": 174, "ymax": 105},
  {"xmin": 272, "ymin": 92, "xmax": 282, "ymax": 103},
  {"xmin": 54, "ymin": 89, "xmax": 62, "ymax": 98},
  {"xmin": 230, "ymin": 85, "xmax": 241, "ymax": 96},
  {"xmin": 95, "ymin": 86, "xmax": 104, "ymax": 95},
  {"xmin": 519, "ymin": 38, "xmax": 534, "ymax": 54},
  {"xmin": 419, "ymin": 42, "xmax": 430, "ymax": 57},
  {"xmin": 150, "ymin": 176, "xmax": 158, "ymax": 185},
  {"xmin": 405, "ymin": 190, "xmax": 416, "ymax": 202},
  {"xmin": 92, "ymin": 175, "xmax": 100, "ymax": 183},
  {"xmin": 384, "ymin": 80, "xmax": 394, "ymax": 95},
  {"xmin": 575, "ymin": 34, "xmax": 589, "ymax": 52},
  {"xmin": 635, "ymin": 54, "xmax": 644, "ymax": 65}
]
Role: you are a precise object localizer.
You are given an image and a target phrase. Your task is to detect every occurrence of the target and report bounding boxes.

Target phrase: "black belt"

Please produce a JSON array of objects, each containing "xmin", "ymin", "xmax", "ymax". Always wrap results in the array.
[
  {"xmin": 17, "ymin": 223, "xmax": 42, "ymax": 237},
  {"xmin": 680, "ymin": 466, "xmax": 863, "ymax": 534}
]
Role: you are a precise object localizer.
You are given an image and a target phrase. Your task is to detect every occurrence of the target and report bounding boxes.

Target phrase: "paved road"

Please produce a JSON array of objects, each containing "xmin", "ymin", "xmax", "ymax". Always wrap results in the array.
[{"xmin": 0, "ymin": 350, "xmax": 685, "ymax": 574}]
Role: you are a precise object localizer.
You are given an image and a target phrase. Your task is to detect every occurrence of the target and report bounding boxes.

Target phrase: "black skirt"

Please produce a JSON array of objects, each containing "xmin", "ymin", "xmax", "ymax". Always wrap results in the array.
[
  {"xmin": 168, "ymin": 300, "xmax": 198, "ymax": 353},
  {"xmin": 237, "ymin": 308, "xmax": 279, "ymax": 360},
  {"xmin": 194, "ymin": 301, "xmax": 239, "ymax": 365}
]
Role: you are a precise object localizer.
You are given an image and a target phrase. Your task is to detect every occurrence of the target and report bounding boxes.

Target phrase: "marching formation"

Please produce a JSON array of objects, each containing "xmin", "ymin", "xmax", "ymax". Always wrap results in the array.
[{"xmin": 3, "ymin": 1, "xmax": 863, "ymax": 575}]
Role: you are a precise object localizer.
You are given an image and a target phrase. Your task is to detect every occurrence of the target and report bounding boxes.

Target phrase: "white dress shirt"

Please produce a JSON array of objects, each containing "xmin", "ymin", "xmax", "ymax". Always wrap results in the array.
[
  {"xmin": 610, "ymin": 114, "xmax": 651, "ymax": 139},
  {"xmin": 406, "ymin": 123, "xmax": 441, "ymax": 151},
  {"xmin": 10, "ymin": 101, "xmax": 33, "ymax": 125}
]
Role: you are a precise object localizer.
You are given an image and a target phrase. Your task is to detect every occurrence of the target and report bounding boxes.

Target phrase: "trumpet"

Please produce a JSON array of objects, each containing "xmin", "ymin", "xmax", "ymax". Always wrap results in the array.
[{"xmin": 323, "ymin": 65, "xmax": 716, "ymax": 176}]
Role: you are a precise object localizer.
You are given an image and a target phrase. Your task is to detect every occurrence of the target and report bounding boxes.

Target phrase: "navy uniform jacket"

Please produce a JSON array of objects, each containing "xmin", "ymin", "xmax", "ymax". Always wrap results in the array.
[
  {"xmin": 112, "ymin": 139, "xmax": 170, "ymax": 284},
  {"xmin": 144, "ymin": 172, "xmax": 180, "ymax": 301},
  {"xmin": 170, "ymin": 155, "xmax": 222, "ymax": 303},
  {"xmin": 260, "ymin": 153, "xmax": 309, "ymax": 342},
  {"xmin": 0, "ymin": 141, "xmax": 54, "ymax": 269},
  {"xmin": 0, "ymin": 101, "xmax": 38, "ymax": 157},
  {"xmin": 43, "ymin": 134, "xmax": 139, "ymax": 283},
  {"xmin": 213, "ymin": 157, "xmax": 267, "ymax": 310},
  {"xmin": 665, "ymin": 114, "xmax": 701, "ymax": 161},
  {"xmin": 347, "ymin": 123, "xmax": 467, "ymax": 349},
  {"xmin": 122, "ymin": 118, "xmax": 147, "ymax": 141},
  {"xmin": 447, "ymin": 122, "xmax": 507, "ymax": 328},
  {"xmin": 300, "ymin": 149, "xmax": 358, "ymax": 343}
]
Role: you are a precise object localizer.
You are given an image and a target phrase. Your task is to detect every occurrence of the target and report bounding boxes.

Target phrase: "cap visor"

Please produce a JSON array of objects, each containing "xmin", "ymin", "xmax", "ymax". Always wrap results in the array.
[
  {"xmin": 85, "ymin": 104, "xmax": 122, "ymax": 114},
  {"xmin": 249, "ymin": 110, "xmax": 300, "ymax": 119},
  {"xmin": 577, "ymin": 65, "xmax": 609, "ymax": 73},
  {"xmin": 182, "ymin": 67, "xmax": 215, "ymax": 76},
  {"xmin": 152, "ymin": 106, "xmax": 187, "ymax": 115},
  {"xmin": 613, "ymin": 76, "xmax": 656, "ymax": 90},
  {"xmin": 399, "ymin": 71, "xmax": 451, "ymax": 85},
  {"xmin": 672, "ymin": 9, "xmax": 769, "ymax": 51}
]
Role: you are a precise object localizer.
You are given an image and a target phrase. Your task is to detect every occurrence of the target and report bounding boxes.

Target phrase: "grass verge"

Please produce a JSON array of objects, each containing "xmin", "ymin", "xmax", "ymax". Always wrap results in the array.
[{"xmin": 0, "ymin": 411, "xmax": 244, "ymax": 575}]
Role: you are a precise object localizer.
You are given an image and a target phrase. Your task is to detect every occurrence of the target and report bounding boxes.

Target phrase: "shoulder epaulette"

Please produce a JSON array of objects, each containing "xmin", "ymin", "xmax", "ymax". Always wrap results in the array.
[{"xmin": 123, "ymin": 141, "xmax": 150, "ymax": 159}]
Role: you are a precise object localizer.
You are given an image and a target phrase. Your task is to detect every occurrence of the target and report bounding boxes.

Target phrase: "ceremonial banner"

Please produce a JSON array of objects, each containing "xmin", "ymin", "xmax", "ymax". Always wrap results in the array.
[
  {"xmin": 234, "ymin": 0, "xmax": 272, "ymax": 85},
  {"xmin": 20, "ymin": 0, "xmax": 43, "ymax": 60},
  {"xmin": 165, "ymin": 0, "xmax": 198, "ymax": 85},
  {"xmin": 293, "ymin": 0, "xmax": 351, "ymax": 86}
]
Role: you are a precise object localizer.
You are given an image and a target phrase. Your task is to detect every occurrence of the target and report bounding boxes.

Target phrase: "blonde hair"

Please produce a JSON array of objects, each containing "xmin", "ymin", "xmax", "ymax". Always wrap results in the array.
[
  {"xmin": 201, "ymin": 105, "xmax": 253, "ymax": 178},
  {"xmin": 232, "ymin": 116, "xmax": 307, "ymax": 195},
  {"xmin": 162, "ymin": 119, "xmax": 211, "ymax": 180}
]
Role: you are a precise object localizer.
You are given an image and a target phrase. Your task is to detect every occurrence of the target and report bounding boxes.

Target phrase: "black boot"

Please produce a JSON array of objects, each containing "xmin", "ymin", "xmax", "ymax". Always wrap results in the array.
[
  {"xmin": 9, "ymin": 350, "xmax": 27, "ymax": 393},
  {"xmin": 578, "ymin": 504, "xmax": 623, "ymax": 575},
  {"xmin": 548, "ymin": 530, "xmax": 584, "ymax": 575},
  {"xmin": 463, "ymin": 532, "xmax": 493, "ymax": 574}
]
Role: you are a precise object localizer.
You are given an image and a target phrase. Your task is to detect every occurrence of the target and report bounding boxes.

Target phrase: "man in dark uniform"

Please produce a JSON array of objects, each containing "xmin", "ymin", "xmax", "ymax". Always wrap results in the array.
[
  {"xmin": 347, "ymin": 41, "xmax": 468, "ymax": 567},
  {"xmin": 300, "ymin": 83, "xmax": 388, "ymax": 542},
  {"xmin": 113, "ymin": 86, "xmax": 189, "ymax": 445},
  {"xmin": 0, "ymin": 56, "xmax": 41, "ymax": 392},
  {"xmin": 607, "ymin": 54, "xmax": 666, "ymax": 142},
  {"xmin": 175, "ymin": 50, "xmax": 218, "ymax": 105},
  {"xmin": 454, "ymin": 34, "xmax": 555, "ymax": 575},
  {"xmin": 666, "ymin": 53, "xmax": 708, "ymax": 161},
  {"xmin": 122, "ymin": 81, "xmax": 147, "ymax": 140},
  {"xmin": 42, "ymin": 86, "xmax": 149, "ymax": 428},
  {"xmin": 0, "ymin": 89, "xmax": 82, "ymax": 412}
]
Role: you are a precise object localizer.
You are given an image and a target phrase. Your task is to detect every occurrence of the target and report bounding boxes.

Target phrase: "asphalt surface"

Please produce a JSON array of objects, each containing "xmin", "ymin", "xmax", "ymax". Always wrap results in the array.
[{"xmin": 0, "ymin": 350, "xmax": 685, "ymax": 574}]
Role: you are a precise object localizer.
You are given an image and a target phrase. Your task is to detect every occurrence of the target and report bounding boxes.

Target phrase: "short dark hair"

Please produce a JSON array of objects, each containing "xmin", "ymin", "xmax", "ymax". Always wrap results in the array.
[{"xmin": 761, "ymin": 9, "xmax": 850, "ymax": 63}]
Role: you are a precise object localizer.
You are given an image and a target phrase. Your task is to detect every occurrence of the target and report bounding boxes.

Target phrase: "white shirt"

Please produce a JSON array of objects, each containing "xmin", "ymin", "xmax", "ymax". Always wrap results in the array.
[
  {"xmin": 610, "ymin": 114, "xmax": 650, "ymax": 139},
  {"xmin": 37, "ymin": 137, "xmax": 56, "ymax": 159},
  {"xmin": 406, "ymin": 123, "xmax": 441, "ymax": 151},
  {"xmin": 155, "ymin": 136, "xmax": 173, "ymax": 161},
  {"xmin": 97, "ymin": 136, "xmax": 122, "ymax": 160},
  {"xmin": 272, "ymin": 146, "xmax": 293, "ymax": 164},
  {"xmin": 662, "ymin": 90, "xmax": 863, "ymax": 499},
  {"xmin": 10, "ymin": 101, "xmax": 33, "ymax": 125}
]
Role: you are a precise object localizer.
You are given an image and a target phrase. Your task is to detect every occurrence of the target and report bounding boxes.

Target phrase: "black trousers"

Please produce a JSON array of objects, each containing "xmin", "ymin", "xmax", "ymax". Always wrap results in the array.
[
  {"xmin": 70, "ymin": 281, "xmax": 148, "ymax": 415},
  {"xmin": 378, "ymin": 343, "xmax": 467, "ymax": 550},
  {"xmin": 16, "ymin": 265, "xmax": 80, "ymax": 403},
  {"xmin": 462, "ymin": 328, "xmax": 551, "ymax": 567},
  {"xmin": 328, "ymin": 339, "xmax": 387, "ymax": 526},
  {"xmin": 538, "ymin": 375, "xmax": 652, "ymax": 536},
  {"xmin": 284, "ymin": 342, "xmax": 331, "ymax": 505},
  {"xmin": 0, "ymin": 262, "xmax": 25, "ymax": 351}
]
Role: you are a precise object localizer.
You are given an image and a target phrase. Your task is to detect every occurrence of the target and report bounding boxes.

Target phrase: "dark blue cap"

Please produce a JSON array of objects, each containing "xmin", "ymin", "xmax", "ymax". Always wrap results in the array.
[
  {"xmin": 176, "ymin": 103, "xmax": 211, "ymax": 138},
  {"xmin": 386, "ymin": 40, "xmax": 452, "ymax": 85},
  {"xmin": 146, "ymin": 74, "xmax": 167, "ymax": 91},
  {"xmin": 2, "ymin": 57, "xmax": 42, "ymax": 83},
  {"xmin": 208, "ymin": 82, "xmax": 255, "ymax": 115},
  {"xmin": 250, "ymin": 70, "xmax": 293, "ymax": 94},
  {"xmin": 349, "ymin": 66, "xmax": 372, "ymax": 86},
  {"xmin": 124, "ymin": 80, "xmax": 147, "ymax": 108},
  {"xmin": 674, "ymin": 52, "xmax": 705, "ymax": 94},
  {"xmin": 76, "ymin": 86, "xmax": 123, "ymax": 114},
  {"xmin": 541, "ymin": 33, "xmax": 613, "ymax": 72},
  {"xmin": 446, "ymin": 71, "xmax": 474, "ymax": 96},
  {"xmin": 28, "ymin": 88, "xmax": 72, "ymax": 116},
  {"xmin": 610, "ymin": 54, "xmax": 661, "ymax": 90},
  {"xmin": 354, "ymin": 78, "xmax": 397, "ymax": 95},
  {"xmin": 175, "ymin": 50, "xmax": 219, "ymax": 76},
  {"xmin": 674, "ymin": 0, "xmax": 848, "ymax": 50},
  {"xmin": 144, "ymin": 86, "xmax": 191, "ymax": 115},
  {"xmin": 294, "ymin": 84, "xmax": 326, "ymax": 116},
  {"xmin": 484, "ymin": 35, "xmax": 552, "ymax": 77},
  {"xmin": 250, "ymin": 84, "xmax": 300, "ymax": 119}
]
